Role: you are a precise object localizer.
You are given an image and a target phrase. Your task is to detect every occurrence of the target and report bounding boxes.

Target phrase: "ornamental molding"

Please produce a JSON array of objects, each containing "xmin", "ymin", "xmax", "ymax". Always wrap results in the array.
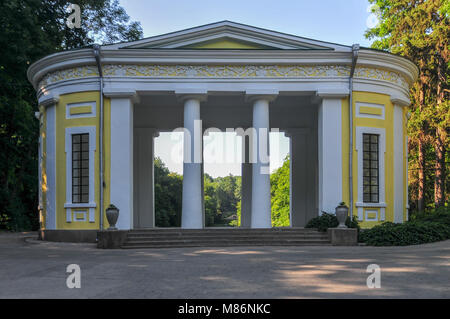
[{"xmin": 37, "ymin": 64, "xmax": 409, "ymax": 91}]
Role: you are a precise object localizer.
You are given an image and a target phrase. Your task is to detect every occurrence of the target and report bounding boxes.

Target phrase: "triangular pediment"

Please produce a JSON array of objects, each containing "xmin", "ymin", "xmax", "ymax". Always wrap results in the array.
[
  {"xmin": 104, "ymin": 21, "xmax": 349, "ymax": 51},
  {"xmin": 180, "ymin": 37, "xmax": 276, "ymax": 49}
]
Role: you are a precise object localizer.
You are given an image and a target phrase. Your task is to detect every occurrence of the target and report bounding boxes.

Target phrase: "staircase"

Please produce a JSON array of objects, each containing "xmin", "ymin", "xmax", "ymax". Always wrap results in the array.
[{"xmin": 121, "ymin": 228, "xmax": 331, "ymax": 249}]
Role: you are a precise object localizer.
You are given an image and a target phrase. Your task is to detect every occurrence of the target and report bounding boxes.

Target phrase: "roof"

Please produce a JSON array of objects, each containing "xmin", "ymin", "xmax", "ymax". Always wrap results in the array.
[{"xmin": 101, "ymin": 20, "xmax": 351, "ymax": 51}]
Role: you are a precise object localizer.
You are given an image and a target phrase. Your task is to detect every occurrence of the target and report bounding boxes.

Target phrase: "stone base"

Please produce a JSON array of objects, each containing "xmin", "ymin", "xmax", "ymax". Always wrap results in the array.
[
  {"xmin": 97, "ymin": 230, "xmax": 129, "ymax": 249},
  {"xmin": 327, "ymin": 228, "xmax": 358, "ymax": 246},
  {"xmin": 39, "ymin": 229, "xmax": 97, "ymax": 243}
]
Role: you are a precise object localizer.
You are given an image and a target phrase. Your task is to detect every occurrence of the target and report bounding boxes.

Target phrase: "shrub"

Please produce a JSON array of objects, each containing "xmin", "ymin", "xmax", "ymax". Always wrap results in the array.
[
  {"xmin": 410, "ymin": 206, "xmax": 450, "ymax": 227},
  {"xmin": 359, "ymin": 221, "xmax": 450, "ymax": 246},
  {"xmin": 305, "ymin": 213, "xmax": 360, "ymax": 232}
]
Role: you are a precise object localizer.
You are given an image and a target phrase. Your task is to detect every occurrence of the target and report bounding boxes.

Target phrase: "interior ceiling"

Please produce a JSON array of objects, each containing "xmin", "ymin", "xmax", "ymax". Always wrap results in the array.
[{"xmin": 134, "ymin": 94, "xmax": 316, "ymax": 131}]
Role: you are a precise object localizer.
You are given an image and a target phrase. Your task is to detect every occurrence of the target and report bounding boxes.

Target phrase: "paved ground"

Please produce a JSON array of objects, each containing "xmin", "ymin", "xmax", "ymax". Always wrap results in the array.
[{"xmin": 0, "ymin": 232, "xmax": 449, "ymax": 298}]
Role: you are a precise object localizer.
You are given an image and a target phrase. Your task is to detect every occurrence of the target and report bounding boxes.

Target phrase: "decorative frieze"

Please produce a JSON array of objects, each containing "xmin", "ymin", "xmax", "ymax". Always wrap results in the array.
[{"xmin": 38, "ymin": 64, "xmax": 409, "ymax": 90}]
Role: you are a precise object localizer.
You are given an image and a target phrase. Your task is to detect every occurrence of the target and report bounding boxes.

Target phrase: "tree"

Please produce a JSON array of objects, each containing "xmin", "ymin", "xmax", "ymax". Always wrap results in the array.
[
  {"xmin": 0, "ymin": 0, "xmax": 142, "ymax": 230},
  {"xmin": 154, "ymin": 158, "xmax": 182, "ymax": 227},
  {"xmin": 365, "ymin": 0, "xmax": 449, "ymax": 210},
  {"xmin": 270, "ymin": 156, "xmax": 290, "ymax": 227}
]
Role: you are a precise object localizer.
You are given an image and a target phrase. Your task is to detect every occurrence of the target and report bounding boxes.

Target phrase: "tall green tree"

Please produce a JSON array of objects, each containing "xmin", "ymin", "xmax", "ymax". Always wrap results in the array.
[
  {"xmin": 365, "ymin": 0, "xmax": 449, "ymax": 210},
  {"xmin": 0, "ymin": 0, "xmax": 142, "ymax": 230},
  {"xmin": 154, "ymin": 158, "xmax": 182, "ymax": 227},
  {"xmin": 270, "ymin": 156, "xmax": 290, "ymax": 227}
]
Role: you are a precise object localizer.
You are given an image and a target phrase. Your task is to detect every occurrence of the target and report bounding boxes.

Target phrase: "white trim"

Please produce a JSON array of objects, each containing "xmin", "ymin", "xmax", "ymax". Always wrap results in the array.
[
  {"xmin": 45, "ymin": 105, "xmax": 56, "ymax": 229},
  {"xmin": 405, "ymin": 134, "xmax": 409, "ymax": 221},
  {"xmin": 356, "ymin": 102, "xmax": 385, "ymax": 120},
  {"xmin": 318, "ymin": 98, "xmax": 342, "ymax": 215},
  {"xmin": 64, "ymin": 203, "xmax": 96, "ymax": 208},
  {"xmin": 64, "ymin": 126, "xmax": 96, "ymax": 223},
  {"xmin": 355, "ymin": 127, "xmax": 386, "ymax": 220},
  {"xmin": 72, "ymin": 210, "xmax": 87, "ymax": 222},
  {"xmin": 103, "ymin": 21, "xmax": 348, "ymax": 51},
  {"xmin": 110, "ymin": 98, "xmax": 134, "ymax": 230},
  {"xmin": 393, "ymin": 105, "xmax": 404, "ymax": 223},
  {"xmin": 66, "ymin": 101, "xmax": 96, "ymax": 119},
  {"xmin": 355, "ymin": 202, "xmax": 387, "ymax": 208},
  {"xmin": 38, "ymin": 134, "xmax": 43, "ymax": 210},
  {"xmin": 365, "ymin": 209, "xmax": 378, "ymax": 221}
]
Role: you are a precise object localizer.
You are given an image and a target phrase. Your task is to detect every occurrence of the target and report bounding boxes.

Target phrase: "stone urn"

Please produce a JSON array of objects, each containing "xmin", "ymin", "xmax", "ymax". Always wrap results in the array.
[
  {"xmin": 106, "ymin": 204, "xmax": 119, "ymax": 230},
  {"xmin": 335, "ymin": 202, "xmax": 348, "ymax": 228}
]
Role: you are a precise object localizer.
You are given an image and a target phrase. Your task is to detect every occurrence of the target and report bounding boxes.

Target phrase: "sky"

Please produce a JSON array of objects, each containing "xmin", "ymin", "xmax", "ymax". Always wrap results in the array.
[{"xmin": 119, "ymin": 0, "xmax": 375, "ymax": 177}]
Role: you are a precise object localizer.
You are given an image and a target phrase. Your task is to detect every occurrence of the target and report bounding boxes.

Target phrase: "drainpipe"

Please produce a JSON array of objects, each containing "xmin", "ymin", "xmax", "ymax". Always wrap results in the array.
[
  {"xmin": 349, "ymin": 44, "xmax": 360, "ymax": 218},
  {"xmin": 93, "ymin": 44, "xmax": 104, "ymax": 231}
]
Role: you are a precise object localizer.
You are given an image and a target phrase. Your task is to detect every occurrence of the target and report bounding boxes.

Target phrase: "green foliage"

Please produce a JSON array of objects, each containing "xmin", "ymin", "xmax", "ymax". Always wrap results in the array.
[
  {"xmin": 410, "ymin": 206, "xmax": 450, "ymax": 227},
  {"xmin": 305, "ymin": 213, "xmax": 338, "ymax": 231},
  {"xmin": 154, "ymin": 158, "xmax": 182, "ymax": 227},
  {"xmin": 270, "ymin": 156, "xmax": 290, "ymax": 227},
  {"xmin": 305, "ymin": 213, "xmax": 360, "ymax": 232},
  {"xmin": 359, "ymin": 221, "xmax": 450, "ymax": 246},
  {"xmin": 365, "ymin": 0, "xmax": 449, "ymax": 209},
  {"xmin": 0, "ymin": 0, "xmax": 142, "ymax": 231}
]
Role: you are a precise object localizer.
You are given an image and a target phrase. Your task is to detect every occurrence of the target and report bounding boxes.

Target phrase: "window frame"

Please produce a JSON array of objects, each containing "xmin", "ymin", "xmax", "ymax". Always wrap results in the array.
[
  {"xmin": 355, "ymin": 127, "xmax": 386, "ymax": 221},
  {"xmin": 64, "ymin": 126, "xmax": 96, "ymax": 222}
]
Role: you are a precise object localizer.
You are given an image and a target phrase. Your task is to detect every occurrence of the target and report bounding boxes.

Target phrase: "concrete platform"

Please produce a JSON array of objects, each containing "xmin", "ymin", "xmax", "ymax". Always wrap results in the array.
[{"xmin": 0, "ymin": 232, "xmax": 448, "ymax": 298}]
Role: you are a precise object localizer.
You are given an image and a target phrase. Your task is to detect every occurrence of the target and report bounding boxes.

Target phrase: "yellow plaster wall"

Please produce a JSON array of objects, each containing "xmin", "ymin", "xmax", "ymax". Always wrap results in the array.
[
  {"xmin": 342, "ymin": 91, "xmax": 402, "ymax": 228},
  {"xmin": 40, "ymin": 105, "xmax": 47, "ymax": 229},
  {"xmin": 55, "ymin": 91, "xmax": 101, "ymax": 230},
  {"xmin": 182, "ymin": 38, "xmax": 273, "ymax": 49}
]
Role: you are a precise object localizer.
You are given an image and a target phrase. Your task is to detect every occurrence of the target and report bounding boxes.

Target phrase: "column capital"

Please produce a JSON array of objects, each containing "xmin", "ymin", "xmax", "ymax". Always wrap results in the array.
[
  {"xmin": 315, "ymin": 89, "xmax": 349, "ymax": 100},
  {"xmin": 103, "ymin": 89, "xmax": 139, "ymax": 104},
  {"xmin": 38, "ymin": 93, "xmax": 59, "ymax": 108},
  {"xmin": 245, "ymin": 90, "xmax": 278, "ymax": 103},
  {"xmin": 390, "ymin": 96, "xmax": 410, "ymax": 107},
  {"xmin": 175, "ymin": 89, "xmax": 208, "ymax": 103}
]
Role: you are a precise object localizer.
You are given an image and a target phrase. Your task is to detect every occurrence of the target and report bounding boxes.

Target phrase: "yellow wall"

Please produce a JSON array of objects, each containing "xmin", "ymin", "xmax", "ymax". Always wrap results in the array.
[
  {"xmin": 342, "ymin": 91, "xmax": 401, "ymax": 228},
  {"xmin": 40, "ymin": 105, "xmax": 47, "ymax": 229},
  {"xmin": 182, "ymin": 38, "xmax": 273, "ymax": 49},
  {"xmin": 53, "ymin": 91, "xmax": 110, "ymax": 230}
]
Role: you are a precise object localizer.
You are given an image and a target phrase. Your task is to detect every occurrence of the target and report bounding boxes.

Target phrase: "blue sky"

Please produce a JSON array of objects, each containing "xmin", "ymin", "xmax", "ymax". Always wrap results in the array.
[{"xmin": 119, "ymin": 0, "xmax": 375, "ymax": 177}]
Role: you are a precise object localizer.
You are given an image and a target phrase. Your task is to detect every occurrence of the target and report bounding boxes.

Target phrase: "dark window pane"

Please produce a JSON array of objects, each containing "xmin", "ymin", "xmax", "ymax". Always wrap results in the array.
[
  {"xmin": 72, "ymin": 133, "xmax": 89, "ymax": 203},
  {"xmin": 363, "ymin": 133, "xmax": 379, "ymax": 203},
  {"xmin": 370, "ymin": 135, "xmax": 378, "ymax": 143}
]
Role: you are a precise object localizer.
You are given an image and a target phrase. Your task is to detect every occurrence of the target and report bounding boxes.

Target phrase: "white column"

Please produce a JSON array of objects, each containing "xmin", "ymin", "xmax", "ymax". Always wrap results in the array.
[
  {"xmin": 250, "ymin": 97, "xmax": 274, "ymax": 228},
  {"xmin": 181, "ymin": 96, "xmax": 204, "ymax": 229},
  {"xmin": 393, "ymin": 104, "xmax": 404, "ymax": 223},
  {"xmin": 317, "ymin": 95, "xmax": 345, "ymax": 215},
  {"xmin": 240, "ymin": 134, "xmax": 252, "ymax": 228},
  {"xmin": 134, "ymin": 128, "xmax": 158, "ymax": 228},
  {"xmin": 110, "ymin": 96, "xmax": 135, "ymax": 230}
]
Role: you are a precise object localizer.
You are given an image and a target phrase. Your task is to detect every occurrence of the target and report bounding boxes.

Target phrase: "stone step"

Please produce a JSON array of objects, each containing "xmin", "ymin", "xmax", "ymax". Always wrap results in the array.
[
  {"xmin": 128, "ymin": 230, "xmax": 323, "ymax": 236},
  {"xmin": 131, "ymin": 228, "xmax": 319, "ymax": 233},
  {"xmin": 120, "ymin": 228, "xmax": 331, "ymax": 249},
  {"xmin": 121, "ymin": 239, "xmax": 331, "ymax": 249},
  {"xmin": 127, "ymin": 234, "xmax": 329, "ymax": 240}
]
